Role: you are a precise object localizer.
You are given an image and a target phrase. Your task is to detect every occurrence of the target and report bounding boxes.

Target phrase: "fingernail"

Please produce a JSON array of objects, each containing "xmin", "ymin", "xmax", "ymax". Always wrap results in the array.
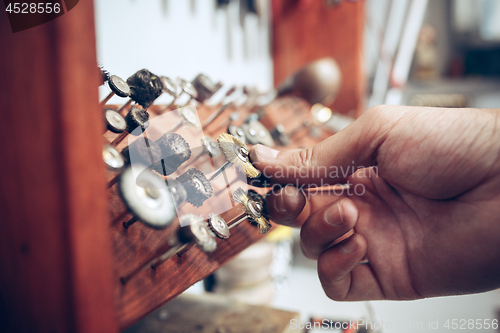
[
  {"xmin": 251, "ymin": 144, "xmax": 279, "ymax": 161},
  {"xmin": 274, "ymin": 188, "xmax": 288, "ymax": 214},
  {"xmin": 340, "ymin": 237, "xmax": 358, "ymax": 254},
  {"xmin": 324, "ymin": 201, "xmax": 344, "ymax": 226}
]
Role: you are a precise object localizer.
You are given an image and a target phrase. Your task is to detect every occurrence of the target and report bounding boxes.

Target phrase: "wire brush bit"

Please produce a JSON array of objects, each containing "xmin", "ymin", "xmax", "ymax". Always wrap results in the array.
[
  {"xmin": 176, "ymin": 168, "xmax": 214, "ymax": 207},
  {"xmin": 232, "ymin": 188, "xmax": 271, "ymax": 234},
  {"xmin": 127, "ymin": 69, "xmax": 164, "ymax": 108},
  {"xmin": 217, "ymin": 133, "xmax": 260, "ymax": 178},
  {"xmin": 154, "ymin": 132, "xmax": 192, "ymax": 176}
]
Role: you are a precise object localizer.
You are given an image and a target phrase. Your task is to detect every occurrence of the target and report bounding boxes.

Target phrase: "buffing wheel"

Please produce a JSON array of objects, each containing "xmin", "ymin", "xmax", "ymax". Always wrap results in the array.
[
  {"xmin": 118, "ymin": 166, "xmax": 176, "ymax": 229},
  {"xmin": 124, "ymin": 107, "xmax": 150, "ymax": 134}
]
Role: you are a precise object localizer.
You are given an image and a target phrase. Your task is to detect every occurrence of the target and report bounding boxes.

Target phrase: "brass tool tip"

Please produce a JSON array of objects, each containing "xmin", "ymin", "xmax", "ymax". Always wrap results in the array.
[
  {"xmin": 232, "ymin": 188, "xmax": 271, "ymax": 234},
  {"xmin": 217, "ymin": 133, "xmax": 261, "ymax": 178}
]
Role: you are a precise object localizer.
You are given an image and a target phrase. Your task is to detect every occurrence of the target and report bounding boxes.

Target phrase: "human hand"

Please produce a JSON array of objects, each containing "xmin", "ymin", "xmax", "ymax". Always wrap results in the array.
[{"xmin": 250, "ymin": 105, "xmax": 500, "ymax": 301}]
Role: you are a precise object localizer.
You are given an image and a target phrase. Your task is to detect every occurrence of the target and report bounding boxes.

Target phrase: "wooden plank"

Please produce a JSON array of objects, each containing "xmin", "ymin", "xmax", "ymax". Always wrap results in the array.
[
  {"xmin": 112, "ymin": 208, "xmax": 272, "ymax": 330},
  {"xmin": 104, "ymin": 99, "xmax": 315, "ymax": 328},
  {"xmin": 0, "ymin": 3, "xmax": 118, "ymax": 333},
  {"xmin": 108, "ymin": 99, "xmax": 332, "ymax": 330},
  {"xmin": 123, "ymin": 293, "xmax": 300, "ymax": 333},
  {"xmin": 0, "ymin": 4, "xmax": 346, "ymax": 328},
  {"xmin": 272, "ymin": 0, "xmax": 366, "ymax": 116},
  {"xmin": 106, "ymin": 104, "xmax": 272, "ymax": 330}
]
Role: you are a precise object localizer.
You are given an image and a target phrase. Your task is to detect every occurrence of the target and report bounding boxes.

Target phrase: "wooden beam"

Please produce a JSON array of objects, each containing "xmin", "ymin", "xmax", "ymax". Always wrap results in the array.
[{"xmin": 0, "ymin": 2, "xmax": 118, "ymax": 332}]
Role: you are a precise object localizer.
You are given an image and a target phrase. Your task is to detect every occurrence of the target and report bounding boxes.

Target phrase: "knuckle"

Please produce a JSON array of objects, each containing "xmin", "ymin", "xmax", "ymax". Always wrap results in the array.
[
  {"xmin": 317, "ymin": 254, "xmax": 348, "ymax": 301},
  {"xmin": 364, "ymin": 104, "xmax": 388, "ymax": 119},
  {"xmin": 317, "ymin": 253, "xmax": 335, "ymax": 282},
  {"xmin": 323, "ymin": 286, "xmax": 342, "ymax": 301},
  {"xmin": 319, "ymin": 281, "xmax": 346, "ymax": 302},
  {"xmin": 294, "ymin": 147, "xmax": 315, "ymax": 168}
]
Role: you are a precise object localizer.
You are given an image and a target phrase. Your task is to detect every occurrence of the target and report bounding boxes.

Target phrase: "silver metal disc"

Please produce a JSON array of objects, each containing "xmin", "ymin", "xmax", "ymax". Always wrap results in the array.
[
  {"xmin": 108, "ymin": 75, "xmax": 131, "ymax": 97},
  {"xmin": 161, "ymin": 76, "xmax": 178, "ymax": 96},
  {"xmin": 208, "ymin": 214, "xmax": 230, "ymax": 239},
  {"xmin": 118, "ymin": 166, "xmax": 176, "ymax": 229},
  {"xmin": 179, "ymin": 215, "xmax": 217, "ymax": 253},
  {"xmin": 243, "ymin": 120, "xmax": 275, "ymax": 147},
  {"xmin": 201, "ymin": 136, "xmax": 221, "ymax": 158},
  {"xmin": 227, "ymin": 124, "xmax": 246, "ymax": 144},
  {"xmin": 104, "ymin": 108, "xmax": 126, "ymax": 133},
  {"xmin": 179, "ymin": 79, "xmax": 198, "ymax": 99},
  {"xmin": 180, "ymin": 108, "xmax": 199, "ymax": 127},
  {"xmin": 191, "ymin": 222, "xmax": 217, "ymax": 252},
  {"xmin": 102, "ymin": 144, "xmax": 125, "ymax": 171}
]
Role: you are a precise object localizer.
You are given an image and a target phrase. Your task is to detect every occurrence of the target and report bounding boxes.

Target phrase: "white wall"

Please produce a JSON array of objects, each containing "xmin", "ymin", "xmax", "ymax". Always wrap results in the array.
[{"xmin": 94, "ymin": 0, "xmax": 273, "ymax": 104}]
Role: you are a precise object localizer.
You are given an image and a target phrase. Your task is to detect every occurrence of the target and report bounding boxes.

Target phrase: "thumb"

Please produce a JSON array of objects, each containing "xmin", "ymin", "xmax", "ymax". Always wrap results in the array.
[{"xmin": 249, "ymin": 106, "xmax": 400, "ymax": 186}]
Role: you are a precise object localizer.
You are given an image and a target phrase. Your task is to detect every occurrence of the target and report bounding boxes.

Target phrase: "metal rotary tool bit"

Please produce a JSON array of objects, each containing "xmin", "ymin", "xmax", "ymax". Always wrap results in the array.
[
  {"xmin": 169, "ymin": 106, "xmax": 200, "ymax": 132},
  {"xmin": 98, "ymin": 62, "xmax": 110, "ymax": 84},
  {"xmin": 242, "ymin": 120, "xmax": 275, "ymax": 147},
  {"xmin": 150, "ymin": 215, "xmax": 217, "ymax": 267},
  {"xmin": 227, "ymin": 124, "xmax": 246, "ymax": 144},
  {"xmin": 160, "ymin": 76, "xmax": 178, "ymax": 101},
  {"xmin": 227, "ymin": 188, "xmax": 271, "ymax": 234},
  {"xmin": 163, "ymin": 78, "xmax": 198, "ymax": 110},
  {"xmin": 117, "ymin": 69, "xmax": 164, "ymax": 114},
  {"xmin": 121, "ymin": 137, "xmax": 161, "ymax": 168},
  {"xmin": 100, "ymin": 75, "xmax": 131, "ymax": 107},
  {"xmin": 191, "ymin": 136, "xmax": 222, "ymax": 164},
  {"xmin": 103, "ymin": 108, "xmax": 126, "ymax": 134},
  {"xmin": 108, "ymin": 137, "xmax": 161, "ymax": 189},
  {"xmin": 207, "ymin": 214, "xmax": 230, "ymax": 239},
  {"xmin": 110, "ymin": 107, "xmax": 150, "ymax": 146},
  {"xmin": 151, "ymin": 132, "xmax": 192, "ymax": 176},
  {"xmin": 170, "ymin": 134, "xmax": 261, "ymax": 207},
  {"xmin": 103, "ymin": 144, "xmax": 125, "ymax": 172},
  {"xmin": 120, "ymin": 214, "xmax": 216, "ymax": 284},
  {"xmin": 119, "ymin": 165, "xmax": 177, "ymax": 229},
  {"xmin": 191, "ymin": 73, "xmax": 221, "ymax": 105},
  {"xmin": 175, "ymin": 168, "xmax": 214, "ymax": 207},
  {"xmin": 209, "ymin": 133, "xmax": 261, "ymax": 183}
]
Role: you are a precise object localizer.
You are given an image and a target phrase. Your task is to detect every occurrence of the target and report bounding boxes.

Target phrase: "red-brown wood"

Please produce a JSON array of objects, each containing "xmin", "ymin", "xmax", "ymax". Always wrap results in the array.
[
  {"xmin": 0, "ymin": 2, "xmax": 351, "ymax": 329},
  {"xmin": 0, "ymin": 3, "xmax": 118, "ymax": 333},
  {"xmin": 110, "ymin": 201, "xmax": 271, "ymax": 330},
  {"xmin": 272, "ymin": 0, "xmax": 366, "ymax": 116},
  {"xmin": 106, "ymin": 100, "xmax": 328, "ymax": 330}
]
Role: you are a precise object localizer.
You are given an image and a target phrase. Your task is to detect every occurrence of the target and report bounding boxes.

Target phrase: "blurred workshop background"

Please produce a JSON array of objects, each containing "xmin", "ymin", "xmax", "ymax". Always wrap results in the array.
[{"xmin": 94, "ymin": 1, "xmax": 500, "ymax": 332}]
